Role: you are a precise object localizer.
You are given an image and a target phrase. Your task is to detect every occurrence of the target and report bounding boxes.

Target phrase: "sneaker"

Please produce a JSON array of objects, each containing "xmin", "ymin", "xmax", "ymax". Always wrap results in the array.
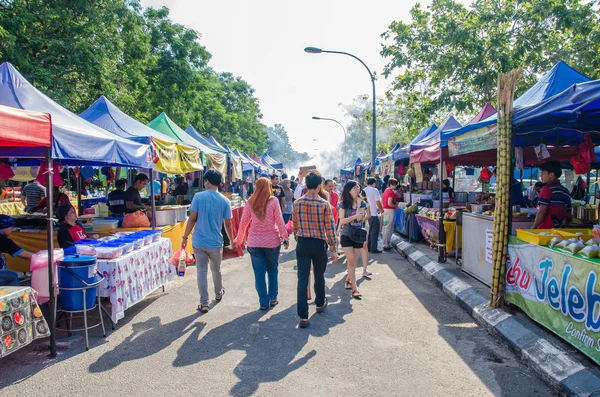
[
  {"xmin": 383, "ymin": 246, "xmax": 393, "ymax": 251},
  {"xmin": 370, "ymin": 250, "xmax": 383, "ymax": 254},
  {"xmin": 298, "ymin": 319, "xmax": 309, "ymax": 328},
  {"xmin": 216, "ymin": 287, "xmax": 225, "ymax": 301},
  {"xmin": 316, "ymin": 298, "xmax": 328, "ymax": 313}
]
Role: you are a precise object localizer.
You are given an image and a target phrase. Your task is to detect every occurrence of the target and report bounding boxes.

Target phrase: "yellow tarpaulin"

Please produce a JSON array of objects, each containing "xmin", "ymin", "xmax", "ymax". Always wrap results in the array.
[
  {"xmin": 152, "ymin": 137, "xmax": 202, "ymax": 175},
  {"xmin": 207, "ymin": 153, "xmax": 228, "ymax": 175}
]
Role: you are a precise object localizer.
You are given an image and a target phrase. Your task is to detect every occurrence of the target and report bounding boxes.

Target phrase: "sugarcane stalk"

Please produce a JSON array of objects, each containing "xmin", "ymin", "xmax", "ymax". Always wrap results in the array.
[{"xmin": 490, "ymin": 67, "xmax": 522, "ymax": 308}]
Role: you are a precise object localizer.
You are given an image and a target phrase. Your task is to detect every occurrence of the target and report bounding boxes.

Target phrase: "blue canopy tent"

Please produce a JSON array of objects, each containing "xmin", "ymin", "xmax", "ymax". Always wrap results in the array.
[
  {"xmin": 80, "ymin": 96, "xmax": 202, "ymax": 174},
  {"xmin": 402, "ymin": 124, "xmax": 438, "ymax": 152},
  {"xmin": 185, "ymin": 125, "xmax": 229, "ymax": 154},
  {"xmin": 233, "ymin": 149, "xmax": 260, "ymax": 172},
  {"xmin": 445, "ymin": 61, "xmax": 593, "ymax": 148},
  {"xmin": 261, "ymin": 154, "xmax": 284, "ymax": 170},
  {"xmin": 340, "ymin": 157, "xmax": 368, "ymax": 175},
  {"xmin": 0, "ymin": 63, "xmax": 150, "ymax": 167},
  {"xmin": 208, "ymin": 136, "xmax": 229, "ymax": 153}
]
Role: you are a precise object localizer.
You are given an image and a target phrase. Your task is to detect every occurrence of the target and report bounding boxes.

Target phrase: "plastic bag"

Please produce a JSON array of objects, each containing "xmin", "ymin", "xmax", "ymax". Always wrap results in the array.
[
  {"xmin": 285, "ymin": 220, "xmax": 293, "ymax": 235},
  {"xmin": 169, "ymin": 248, "xmax": 195, "ymax": 266},
  {"xmin": 480, "ymin": 167, "xmax": 492, "ymax": 181},
  {"xmin": 122, "ymin": 211, "xmax": 150, "ymax": 228}
]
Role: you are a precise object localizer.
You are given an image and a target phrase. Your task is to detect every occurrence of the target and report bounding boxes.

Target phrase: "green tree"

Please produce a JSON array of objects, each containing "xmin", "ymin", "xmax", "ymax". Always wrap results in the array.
[
  {"xmin": 0, "ymin": 1, "xmax": 267, "ymax": 154},
  {"xmin": 265, "ymin": 124, "xmax": 309, "ymax": 169},
  {"xmin": 381, "ymin": 0, "xmax": 600, "ymax": 137}
]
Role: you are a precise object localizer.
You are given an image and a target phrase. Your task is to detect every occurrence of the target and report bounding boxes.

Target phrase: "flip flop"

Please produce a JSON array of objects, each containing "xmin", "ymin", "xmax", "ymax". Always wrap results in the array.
[
  {"xmin": 345, "ymin": 280, "xmax": 352, "ymax": 289},
  {"xmin": 197, "ymin": 305, "xmax": 209, "ymax": 313},
  {"xmin": 352, "ymin": 290, "xmax": 362, "ymax": 299}
]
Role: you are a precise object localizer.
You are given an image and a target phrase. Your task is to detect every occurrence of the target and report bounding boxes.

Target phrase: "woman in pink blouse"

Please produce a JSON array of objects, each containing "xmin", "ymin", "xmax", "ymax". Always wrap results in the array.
[{"xmin": 234, "ymin": 177, "xmax": 289, "ymax": 310}]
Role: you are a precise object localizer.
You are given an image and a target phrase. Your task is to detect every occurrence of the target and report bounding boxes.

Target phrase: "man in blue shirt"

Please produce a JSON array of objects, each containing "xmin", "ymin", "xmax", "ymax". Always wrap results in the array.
[{"xmin": 182, "ymin": 169, "xmax": 236, "ymax": 313}]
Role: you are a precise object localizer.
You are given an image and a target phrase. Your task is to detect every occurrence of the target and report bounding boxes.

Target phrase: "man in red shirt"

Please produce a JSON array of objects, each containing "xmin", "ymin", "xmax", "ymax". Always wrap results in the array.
[
  {"xmin": 382, "ymin": 178, "xmax": 399, "ymax": 250},
  {"xmin": 532, "ymin": 161, "xmax": 572, "ymax": 229},
  {"xmin": 324, "ymin": 179, "xmax": 339, "ymax": 225}
]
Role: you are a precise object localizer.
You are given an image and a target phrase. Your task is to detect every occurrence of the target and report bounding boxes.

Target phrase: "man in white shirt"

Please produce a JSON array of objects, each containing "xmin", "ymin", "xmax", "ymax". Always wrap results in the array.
[
  {"xmin": 525, "ymin": 181, "xmax": 543, "ymax": 208},
  {"xmin": 363, "ymin": 177, "xmax": 384, "ymax": 253}
]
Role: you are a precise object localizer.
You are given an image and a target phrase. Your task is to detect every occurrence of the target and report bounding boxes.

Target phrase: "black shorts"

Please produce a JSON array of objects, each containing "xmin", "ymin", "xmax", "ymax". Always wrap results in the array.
[{"xmin": 340, "ymin": 235, "xmax": 364, "ymax": 249}]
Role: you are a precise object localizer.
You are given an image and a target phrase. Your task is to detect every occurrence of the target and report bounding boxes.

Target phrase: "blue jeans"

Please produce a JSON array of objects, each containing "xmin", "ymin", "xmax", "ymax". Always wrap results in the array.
[{"xmin": 247, "ymin": 246, "xmax": 281, "ymax": 307}]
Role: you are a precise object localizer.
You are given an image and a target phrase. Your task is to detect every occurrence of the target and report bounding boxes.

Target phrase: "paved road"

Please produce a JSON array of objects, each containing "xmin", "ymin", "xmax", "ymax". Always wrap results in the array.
[{"xmin": 1, "ymin": 241, "xmax": 554, "ymax": 397}]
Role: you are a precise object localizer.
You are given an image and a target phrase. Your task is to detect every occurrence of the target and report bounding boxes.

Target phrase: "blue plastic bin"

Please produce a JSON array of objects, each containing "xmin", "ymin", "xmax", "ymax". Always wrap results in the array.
[{"xmin": 58, "ymin": 255, "xmax": 98, "ymax": 311}]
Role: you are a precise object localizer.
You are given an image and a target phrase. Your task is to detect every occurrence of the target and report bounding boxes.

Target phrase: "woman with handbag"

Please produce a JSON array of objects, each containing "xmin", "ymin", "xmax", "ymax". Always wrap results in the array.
[
  {"xmin": 338, "ymin": 180, "xmax": 368, "ymax": 299},
  {"xmin": 234, "ymin": 177, "xmax": 289, "ymax": 310}
]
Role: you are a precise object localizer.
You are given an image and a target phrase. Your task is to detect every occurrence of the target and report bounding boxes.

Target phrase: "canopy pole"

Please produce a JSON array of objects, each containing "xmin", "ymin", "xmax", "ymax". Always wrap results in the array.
[
  {"xmin": 408, "ymin": 169, "xmax": 413, "ymax": 243},
  {"xmin": 77, "ymin": 173, "xmax": 82, "ymax": 216},
  {"xmin": 150, "ymin": 168, "xmax": 156, "ymax": 230},
  {"xmin": 519, "ymin": 169, "xmax": 523, "ymax": 185},
  {"xmin": 438, "ymin": 154, "xmax": 446, "ymax": 263},
  {"xmin": 46, "ymin": 149, "xmax": 56, "ymax": 358},
  {"xmin": 452, "ymin": 165, "xmax": 456, "ymax": 189},
  {"xmin": 586, "ymin": 171, "xmax": 591, "ymax": 199},
  {"xmin": 66, "ymin": 167, "xmax": 70, "ymax": 195}
]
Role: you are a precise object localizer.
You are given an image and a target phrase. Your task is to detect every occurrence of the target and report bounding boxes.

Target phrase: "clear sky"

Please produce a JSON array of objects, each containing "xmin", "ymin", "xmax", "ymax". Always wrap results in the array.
[{"xmin": 140, "ymin": 0, "xmax": 466, "ymax": 164}]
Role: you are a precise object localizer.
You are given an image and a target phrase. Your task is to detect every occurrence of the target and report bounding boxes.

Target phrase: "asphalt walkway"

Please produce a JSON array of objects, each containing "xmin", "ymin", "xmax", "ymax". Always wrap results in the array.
[{"xmin": 0, "ymin": 241, "xmax": 554, "ymax": 397}]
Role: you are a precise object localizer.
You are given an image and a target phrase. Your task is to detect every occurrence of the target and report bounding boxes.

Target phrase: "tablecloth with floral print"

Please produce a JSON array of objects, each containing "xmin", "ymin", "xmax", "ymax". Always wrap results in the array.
[
  {"xmin": 0, "ymin": 286, "xmax": 49, "ymax": 358},
  {"xmin": 97, "ymin": 238, "xmax": 175, "ymax": 324}
]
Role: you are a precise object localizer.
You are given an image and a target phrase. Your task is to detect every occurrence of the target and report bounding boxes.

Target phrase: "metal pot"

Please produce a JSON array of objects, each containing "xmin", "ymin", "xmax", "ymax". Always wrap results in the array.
[
  {"xmin": 577, "ymin": 207, "xmax": 598, "ymax": 222},
  {"xmin": 454, "ymin": 192, "xmax": 468, "ymax": 203},
  {"xmin": 572, "ymin": 207, "xmax": 579, "ymax": 218},
  {"xmin": 172, "ymin": 205, "xmax": 188, "ymax": 222},
  {"xmin": 470, "ymin": 204, "xmax": 491, "ymax": 213},
  {"xmin": 155, "ymin": 209, "xmax": 177, "ymax": 226},
  {"xmin": 512, "ymin": 205, "xmax": 520, "ymax": 213}
]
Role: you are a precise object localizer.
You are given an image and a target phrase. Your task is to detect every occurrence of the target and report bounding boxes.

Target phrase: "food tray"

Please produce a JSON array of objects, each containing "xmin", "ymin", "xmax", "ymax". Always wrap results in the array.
[
  {"xmin": 92, "ymin": 220, "xmax": 119, "ymax": 232},
  {"xmin": 555, "ymin": 228, "xmax": 593, "ymax": 242},
  {"xmin": 121, "ymin": 237, "xmax": 144, "ymax": 250},
  {"xmin": 118, "ymin": 241, "xmax": 134, "ymax": 254},
  {"xmin": 75, "ymin": 244, "xmax": 97, "ymax": 256},
  {"xmin": 516, "ymin": 229, "xmax": 578, "ymax": 246},
  {"xmin": 95, "ymin": 244, "xmax": 124, "ymax": 259}
]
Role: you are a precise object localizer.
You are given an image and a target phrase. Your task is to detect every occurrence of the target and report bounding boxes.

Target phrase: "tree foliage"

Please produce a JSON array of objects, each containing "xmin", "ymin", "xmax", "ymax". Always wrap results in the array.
[
  {"xmin": 380, "ymin": 0, "xmax": 600, "ymax": 142},
  {"xmin": 0, "ymin": 0, "xmax": 267, "ymax": 153},
  {"xmin": 265, "ymin": 124, "xmax": 309, "ymax": 168}
]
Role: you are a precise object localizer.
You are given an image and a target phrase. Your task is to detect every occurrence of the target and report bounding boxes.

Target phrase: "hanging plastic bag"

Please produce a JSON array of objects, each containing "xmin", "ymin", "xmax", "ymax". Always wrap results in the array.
[
  {"xmin": 169, "ymin": 248, "xmax": 195, "ymax": 267},
  {"xmin": 285, "ymin": 220, "xmax": 293, "ymax": 235},
  {"xmin": 122, "ymin": 211, "xmax": 151, "ymax": 228},
  {"xmin": 479, "ymin": 167, "xmax": 493, "ymax": 181}
]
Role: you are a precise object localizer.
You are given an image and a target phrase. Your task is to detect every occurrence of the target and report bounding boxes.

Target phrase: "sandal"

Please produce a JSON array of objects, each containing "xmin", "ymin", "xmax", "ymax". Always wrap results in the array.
[
  {"xmin": 363, "ymin": 270, "xmax": 372, "ymax": 277},
  {"xmin": 197, "ymin": 305, "xmax": 209, "ymax": 313},
  {"xmin": 345, "ymin": 279, "xmax": 352, "ymax": 289},
  {"xmin": 352, "ymin": 290, "xmax": 362, "ymax": 299}
]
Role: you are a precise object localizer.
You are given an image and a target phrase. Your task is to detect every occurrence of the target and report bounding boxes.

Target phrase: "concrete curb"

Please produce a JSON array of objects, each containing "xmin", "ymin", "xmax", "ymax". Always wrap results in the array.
[{"xmin": 390, "ymin": 234, "xmax": 600, "ymax": 397}]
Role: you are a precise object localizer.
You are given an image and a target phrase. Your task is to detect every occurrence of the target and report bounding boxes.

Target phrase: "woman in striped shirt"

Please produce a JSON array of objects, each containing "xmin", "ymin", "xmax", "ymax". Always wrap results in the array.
[{"xmin": 234, "ymin": 178, "xmax": 289, "ymax": 310}]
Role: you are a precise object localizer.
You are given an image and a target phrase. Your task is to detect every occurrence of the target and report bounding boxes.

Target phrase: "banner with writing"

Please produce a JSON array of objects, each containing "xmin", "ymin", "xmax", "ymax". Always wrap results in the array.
[
  {"xmin": 448, "ymin": 125, "xmax": 497, "ymax": 157},
  {"xmin": 507, "ymin": 236, "xmax": 600, "ymax": 365}
]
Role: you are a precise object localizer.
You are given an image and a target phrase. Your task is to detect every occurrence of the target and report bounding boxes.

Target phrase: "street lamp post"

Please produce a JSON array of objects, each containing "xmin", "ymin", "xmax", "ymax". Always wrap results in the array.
[
  {"xmin": 305, "ymin": 46, "xmax": 376, "ymax": 172},
  {"xmin": 311, "ymin": 116, "xmax": 347, "ymax": 168}
]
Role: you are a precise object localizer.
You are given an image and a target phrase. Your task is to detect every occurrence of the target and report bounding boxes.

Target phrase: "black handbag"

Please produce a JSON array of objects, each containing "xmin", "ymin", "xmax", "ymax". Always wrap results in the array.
[
  {"xmin": 345, "ymin": 205, "xmax": 367, "ymax": 243},
  {"xmin": 349, "ymin": 224, "xmax": 367, "ymax": 243}
]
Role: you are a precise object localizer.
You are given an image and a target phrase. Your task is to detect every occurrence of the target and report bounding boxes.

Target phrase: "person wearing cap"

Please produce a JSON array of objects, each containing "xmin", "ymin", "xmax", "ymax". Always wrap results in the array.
[
  {"xmin": 57, "ymin": 205, "xmax": 99, "ymax": 249},
  {"xmin": 0, "ymin": 215, "xmax": 33, "ymax": 271}
]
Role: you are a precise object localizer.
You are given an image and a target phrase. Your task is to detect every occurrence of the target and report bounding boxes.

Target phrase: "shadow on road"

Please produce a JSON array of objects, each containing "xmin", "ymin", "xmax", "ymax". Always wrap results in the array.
[
  {"xmin": 89, "ymin": 312, "xmax": 202, "ymax": 373},
  {"xmin": 384, "ymin": 247, "xmax": 552, "ymax": 396},
  {"xmin": 173, "ymin": 277, "xmax": 353, "ymax": 397}
]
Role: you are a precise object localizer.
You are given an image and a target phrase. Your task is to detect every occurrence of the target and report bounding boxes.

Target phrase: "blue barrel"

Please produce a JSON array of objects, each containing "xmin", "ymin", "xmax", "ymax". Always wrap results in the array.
[{"xmin": 58, "ymin": 255, "xmax": 98, "ymax": 311}]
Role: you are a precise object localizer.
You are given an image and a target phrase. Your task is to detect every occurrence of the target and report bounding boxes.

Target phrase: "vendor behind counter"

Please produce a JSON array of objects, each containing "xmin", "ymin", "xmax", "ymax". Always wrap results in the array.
[
  {"xmin": 57, "ymin": 205, "xmax": 99, "ymax": 249},
  {"xmin": 532, "ymin": 161, "xmax": 572, "ymax": 229},
  {"xmin": 107, "ymin": 178, "xmax": 127, "ymax": 216},
  {"xmin": 125, "ymin": 174, "xmax": 151, "ymax": 214},
  {"xmin": 0, "ymin": 215, "xmax": 32, "ymax": 271}
]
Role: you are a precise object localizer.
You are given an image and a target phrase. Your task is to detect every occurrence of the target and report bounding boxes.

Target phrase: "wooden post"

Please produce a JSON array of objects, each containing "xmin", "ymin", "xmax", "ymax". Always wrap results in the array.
[{"xmin": 490, "ymin": 68, "xmax": 522, "ymax": 309}]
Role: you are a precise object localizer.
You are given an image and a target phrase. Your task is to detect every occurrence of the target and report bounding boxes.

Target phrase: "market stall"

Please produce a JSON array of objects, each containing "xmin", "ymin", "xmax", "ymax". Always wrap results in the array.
[
  {"xmin": 0, "ymin": 286, "xmax": 50, "ymax": 358},
  {"xmin": 98, "ymin": 238, "xmax": 174, "ymax": 324},
  {"xmin": 506, "ymin": 233, "xmax": 600, "ymax": 365},
  {"xmin": 0, "ymin": 202, "xmax": 24, "ymax": 215}
]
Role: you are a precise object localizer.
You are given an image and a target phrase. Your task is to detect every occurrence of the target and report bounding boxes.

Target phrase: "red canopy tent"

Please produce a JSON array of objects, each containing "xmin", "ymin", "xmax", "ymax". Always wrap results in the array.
[
  {"xmin": 0, "ymin": 105, "xmax": 57, "ymax": 357},
  {"xmin": 0, "ymin": 104, "xmax": 51, "ymax": 147}
]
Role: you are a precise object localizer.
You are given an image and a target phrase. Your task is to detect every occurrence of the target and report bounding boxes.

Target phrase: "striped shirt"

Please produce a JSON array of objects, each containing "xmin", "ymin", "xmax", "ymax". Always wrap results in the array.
[
  {"xmin": 538, "ymin": 180, "xmax": 571, "ymax": 229},
  {"xmin": 22, "ymin": 181, "xmax": 46, "ymax": 212},
  {"xmin": 293, "ymin": 190, "xmax": 337, "ymax": 250}
]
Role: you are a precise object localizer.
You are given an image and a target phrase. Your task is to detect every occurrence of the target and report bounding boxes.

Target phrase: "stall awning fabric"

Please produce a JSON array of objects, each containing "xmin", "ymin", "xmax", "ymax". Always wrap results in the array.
[
  {"xmin": 0, "ymin": 63, "xmax": 151, "ymax": 166},
  {"xmin": 447, "ymin": 61, "xmax": 593, "ymax": 154},
  {"xmin": 468, "ymin": 103, "xmax": 496, "ymax": 124},
  {"xmin": 409, "ymin": 116, "xmax": 463, "ymax": 163},
  {"xmin": 251, "ymin": 154, "xmax": 274, "ymax": 172},
  {"xmin": 0, "ymin": 105, "xmax": 51, "ymax": 148},
  {"xmin": 230, "ymin": 148, "xmax": 255, "ymax": 172},
  {"xmin": 340, "ymin": 157, "xmax": 368, "ymax": 175},
  {"xmin": 402, "ymin": 124, "xmax": 438, "ymax": 152},
  {"xmin": 208, "ymin": 136, "xmax": 228, "ymax": 153},
  {"xmin": 261, "ymin": 153, "xmax": 284, "ymax": 169},
  {"xmin": 80, "ymin": 96, "xmax": 201, "ymax": 174},
  {"xmin": 185, "ymin": 125, "xmax": 229, "ymax": 154},
  {"xmin": 147, "ymin": 113, "xmax": 218, "ymax": 156}
]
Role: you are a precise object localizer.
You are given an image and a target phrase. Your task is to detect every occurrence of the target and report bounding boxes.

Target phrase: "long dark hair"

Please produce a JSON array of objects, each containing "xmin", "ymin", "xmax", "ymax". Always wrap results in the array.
[{"xmin": 341, "ymin": 180, "xmax": 358, "ymax": 209}]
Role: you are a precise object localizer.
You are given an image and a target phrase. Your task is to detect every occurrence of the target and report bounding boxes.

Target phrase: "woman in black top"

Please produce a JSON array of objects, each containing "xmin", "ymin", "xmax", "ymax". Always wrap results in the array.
[{"xmin": 442, "ymin": 179, "xmax": 454, "ymax": 199}]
